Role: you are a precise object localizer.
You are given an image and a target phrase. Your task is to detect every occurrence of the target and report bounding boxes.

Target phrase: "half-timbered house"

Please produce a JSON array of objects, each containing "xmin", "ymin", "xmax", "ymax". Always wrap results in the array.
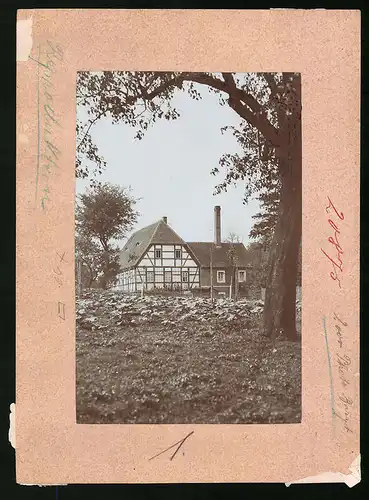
[
  {"xmin": 118, "ymin": 217, "xmax": 200, "ymax": 292},
  {"xmin": 117, "ymin": 206, "xmax": 251, "ymax": 296}
]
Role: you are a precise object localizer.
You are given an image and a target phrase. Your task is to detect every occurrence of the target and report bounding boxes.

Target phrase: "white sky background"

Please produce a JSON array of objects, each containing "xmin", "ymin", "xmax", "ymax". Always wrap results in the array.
[{"xmin": 76, "ymin": 79, "xmax": 260, "ymax": 246}]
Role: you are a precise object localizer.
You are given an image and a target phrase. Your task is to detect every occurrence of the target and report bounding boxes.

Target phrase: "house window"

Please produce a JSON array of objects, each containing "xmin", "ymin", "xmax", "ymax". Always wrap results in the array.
[
  {"xmin": 155, "ymin": 249, "xmax": 161, "ymax": 259},
  {"xmin": 172, "ymin": 270, "xmax": 181, "ymax": 282},
  {"xmin": 238, "ymin": 270, "xmax": 246, "ymax": 282},
  {"xmin": 147, "ymin": 271, "xmax": 154, "ymax": 282},
  {"xmin": 217, "ymin": 270, "xmax": 226, "ymax": 283},
  {"xmin": 164, "ymin": 271, "xmax": 171, "ymax": 282},
  {"xmin": 175, "ymin": 249, "xmax": 181, "ymax": 259},
  {"xmin": 182, "ymin": 271, "xmax": 188, "ymax": 282}
]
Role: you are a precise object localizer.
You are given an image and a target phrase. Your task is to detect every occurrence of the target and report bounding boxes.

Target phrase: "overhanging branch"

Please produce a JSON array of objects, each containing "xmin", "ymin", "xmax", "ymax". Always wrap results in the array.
[
  {"xmin": 182, "ymin": 72, "xmax": 281, "ymax": 147},
  {"xmin": 77, "ymin": 72, "xmax": 282, "ymax": 154}
]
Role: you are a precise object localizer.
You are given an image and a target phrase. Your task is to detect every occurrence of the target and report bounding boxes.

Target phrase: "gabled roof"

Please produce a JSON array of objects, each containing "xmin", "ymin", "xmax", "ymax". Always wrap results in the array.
[
  {"xmin": 187, "ymin": 242, "xmax": 251, "ymax": 268},
  {"xmin": 120, "ymin": 219, "xmax": 185, "ymax": 269}
]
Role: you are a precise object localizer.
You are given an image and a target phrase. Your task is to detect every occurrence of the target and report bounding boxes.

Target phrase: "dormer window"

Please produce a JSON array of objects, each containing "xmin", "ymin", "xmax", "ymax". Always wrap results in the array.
[{"xmin": 135, "ymin": 241, "xmax": 141, "ymax": 247}]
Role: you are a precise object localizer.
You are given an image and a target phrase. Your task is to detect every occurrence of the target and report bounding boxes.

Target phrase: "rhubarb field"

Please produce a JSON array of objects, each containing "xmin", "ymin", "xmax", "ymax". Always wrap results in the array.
[{"xmin": 76, "ymin": 290, "xmax": 301, "ymax": 424}]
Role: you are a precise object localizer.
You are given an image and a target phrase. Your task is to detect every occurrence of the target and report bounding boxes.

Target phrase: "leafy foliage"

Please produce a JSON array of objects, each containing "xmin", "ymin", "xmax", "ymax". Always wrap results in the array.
[
  {"xmin": 245, "ymin": 241, "xmax": 270, "ymax": 289},
  {"xmin": 76, "ymin": 72, "xmax": 299, "ymax": 187},
  {"xmin": 98, "ymin": 249, "xmax": 122, "ymax": 289},
  {"xmin": 249, "ymin": 185, "xmax": 280, "ymax": 247},
  {"xmin": 76, "ymin": 118, "xmax": 107, "ymax": 183},
  {"xmin": 210, "ymin": 72, "xmax": 300, "ymax": 203},
  {"xmin": 76, "ymin": 182, "xmax": 139, "ymax": 288},
  {"xmin": 246, "ymin": 239, "xmax": 302, "ymax": 289},
  {"xmin": 211, "ymin": 122, "xmax": 279, "ymax": 204},
  {"xmin": 76, "ymin": 182, "xmax": 139, "ymax": 250},
  {"xmin": 75, "ymin": 233, "xmax": 104, "ymax": 287},
  {"xmin": 224, "ymin": 232, "xmax": 242, "ymax": 286},
  {"xmin": 76, "ymin": 71, "xmax": 183, "ymax": 180}
]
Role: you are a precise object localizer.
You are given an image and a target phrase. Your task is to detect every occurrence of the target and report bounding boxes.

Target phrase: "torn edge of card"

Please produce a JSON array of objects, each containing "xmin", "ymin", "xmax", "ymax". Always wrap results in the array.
[
  {"xmin": 285, "ymin": 455, "xmax": 361, "ymax": 488},
  {"xmin": 9, "ymin": 403, "xmax": 16, "ymax": 449},
  {"xmin": 20, "ymin": 484, "xmax": 68, "ymax": 487},
  {"xmin": 16, "ymin": 16, "xmax": 33, "ymax": 61},
  {"xmin": 10, "ymin": 404, "xmax": 67, "ymax": 486}
]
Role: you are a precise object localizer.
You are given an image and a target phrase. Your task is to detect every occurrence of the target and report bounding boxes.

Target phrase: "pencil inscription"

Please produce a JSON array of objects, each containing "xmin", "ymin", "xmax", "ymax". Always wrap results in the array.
[
  {"xmin": 333, "ymin": 312, "xmax": 353, "ymax": 434},
  {"xmin": 29, "ymin": 41, "xmax": 63, "ymax": 210},
  {"xmin": 54, "ymin": 251, "xmax": 67, "ymax": 321}
]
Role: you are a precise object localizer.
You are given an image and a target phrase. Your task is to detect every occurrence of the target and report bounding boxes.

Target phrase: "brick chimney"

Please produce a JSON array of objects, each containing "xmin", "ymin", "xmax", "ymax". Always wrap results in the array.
[
  {"xmin": 162, "ymin": 216, "xmax": 168, "ymax": 224},
  {"xmin": 214, "ymin": 206, "xmax": 221, "ymax": 245}
]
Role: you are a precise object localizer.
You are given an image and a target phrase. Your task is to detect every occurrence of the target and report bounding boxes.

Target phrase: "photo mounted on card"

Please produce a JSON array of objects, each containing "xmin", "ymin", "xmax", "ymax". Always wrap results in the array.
[{"xmin": 16, "ymin": 9, "xmax": 360, "ymax": 485}]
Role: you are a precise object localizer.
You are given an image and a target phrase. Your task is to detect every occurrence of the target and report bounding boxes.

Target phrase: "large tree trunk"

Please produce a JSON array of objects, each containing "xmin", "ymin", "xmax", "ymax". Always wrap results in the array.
[
  {"xmin": 263, "ymin": 75, "xmax": 302, "ymax": 342},
  {"xmin": 263, "ymin": 171, "xmax": 302, "ymax": 341},
  {"xmin": 100, "ymin": 274, "xmax": 108, "ymax": 290}
]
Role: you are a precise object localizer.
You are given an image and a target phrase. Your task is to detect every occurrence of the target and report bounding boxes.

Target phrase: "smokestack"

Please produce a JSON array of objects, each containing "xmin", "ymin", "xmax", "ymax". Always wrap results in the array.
[
  {"xmin": 162, "ymin": 216, "xmax": 168, "ymax": 224},
  {"xmin": 214, "ymin": 206, "xmax": 221, "ymax": 245}
]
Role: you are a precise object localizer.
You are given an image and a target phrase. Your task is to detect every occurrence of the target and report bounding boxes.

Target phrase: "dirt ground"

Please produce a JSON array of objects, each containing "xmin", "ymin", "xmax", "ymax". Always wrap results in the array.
[{"xmin": 76, "ymin": 291, "xmax": 301, "ymax": 424}]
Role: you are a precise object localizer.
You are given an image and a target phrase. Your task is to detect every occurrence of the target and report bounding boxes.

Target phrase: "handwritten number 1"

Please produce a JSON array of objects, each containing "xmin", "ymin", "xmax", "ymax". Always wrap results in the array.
[{"xmin": 149, "ymin": 431, "xmax": 194, "ymax": 461}]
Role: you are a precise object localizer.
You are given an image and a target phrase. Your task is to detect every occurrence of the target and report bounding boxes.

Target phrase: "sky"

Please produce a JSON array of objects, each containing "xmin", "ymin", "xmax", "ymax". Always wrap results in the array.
[{"xmin": 76, "ymin": 82, "xmax": 260, "ymax": 247}]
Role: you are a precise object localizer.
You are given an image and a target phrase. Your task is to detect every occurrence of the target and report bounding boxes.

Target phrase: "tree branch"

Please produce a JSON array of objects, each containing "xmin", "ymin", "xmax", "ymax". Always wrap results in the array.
[
  {"xmin": 263, "ymin": 73, "xmax": 278, "ymax": 94},
  {"xmin": 181, "ymin": 72, "xmax": 281, "ymax": 147},
  {"xmin": 77, "ymin": 72, "xmax": 282, "ymax": 156},
  {"xmin": 139, "ymin": 72, "xmax": 280, "ymax": 146},
  {"xmin": 227, "ymin": 97, "xmax": 280, "ymax": 147},
  {"xmin": 77, "ymin": 110, "xmax": 106, "ymax": 152},
  {"xmin": 139, "ymin": 73, "xmax": 185, "ymax": 100},
  {"xmin": 77, "ymin": 74, "xmax": 184, "ymax": 152}
]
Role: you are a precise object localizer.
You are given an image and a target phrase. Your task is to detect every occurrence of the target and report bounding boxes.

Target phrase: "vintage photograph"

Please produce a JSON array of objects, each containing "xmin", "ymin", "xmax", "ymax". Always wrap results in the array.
[{"xmin": 75, "ymin": 72, "xmax": 302, "ymax": 424}]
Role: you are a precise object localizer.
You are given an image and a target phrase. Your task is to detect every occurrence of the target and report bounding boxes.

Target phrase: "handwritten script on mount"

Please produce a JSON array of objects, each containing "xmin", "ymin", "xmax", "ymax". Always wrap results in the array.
[
  {"xmin": 321, "ymin": 196, "xmax": 354, "ymax": 436},
  {"xmin": 54, "ymin": 251, "xmax": 67, "ymax": 321},
  {"xmin": 333, "ymin": 313, "xmax": 353, "ymax": 435},
  {"xmin": 28, "ymin": 40, "xmax": 63, "ymax": 210},
  {"xmin": 321, "ymin": 197, "xmax": 344, "ymax": 288}
]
